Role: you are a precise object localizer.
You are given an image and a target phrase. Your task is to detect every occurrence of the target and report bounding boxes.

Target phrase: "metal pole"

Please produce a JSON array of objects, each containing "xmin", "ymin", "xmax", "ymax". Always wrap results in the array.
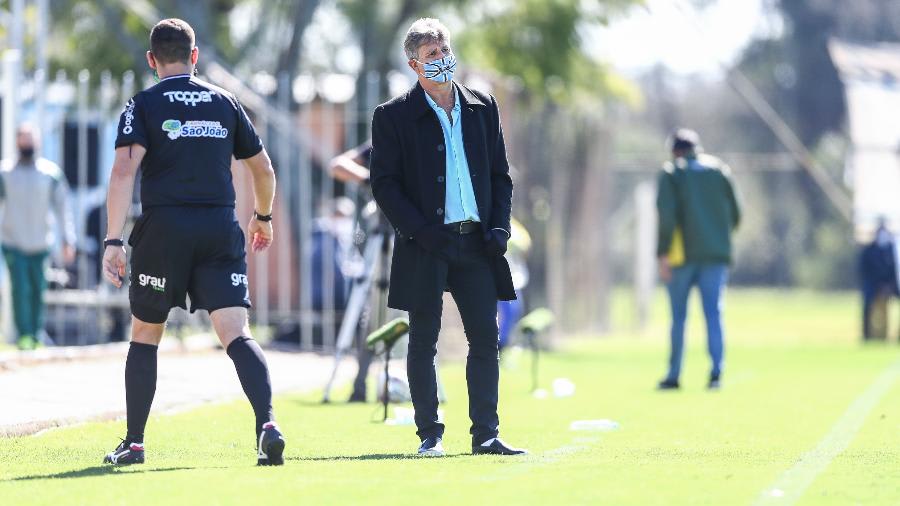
[
  {"xmin": 365, "ymin": 71, "xmax": 378, "ymax": 140},
  {"xmin": 298, "ymin": 104, "xmax": 313, "ymax": 349},
  {"xmin": 322, "ymin": 99, "xmax": 336, "ymax": 350},
  {"xmin": 633, "ymin": 181, "xmax": 657, "ymax": 331},
  {"xmin": 76, "ymin": 69, "xmax": 89, "ymax": 344},
  {"xmin": 1, "ymin": 50, "xmax": 21, "ymax": 163},
  {"xmin": 35, "ymin": 0, "xmax": 50, "ymax": 141},
  {"xmin": 382, "ymin": 345, "xmax": 391, "ymax": 421},
  {"xmin": 343, "ymin": 88, "xmax": 358, "ymax": 206},
  {"xmin": 0, "ymin": 52, "xmax": 16, "ymax": 344},
  {"xmin": 98, "ymin": 71, "xmax": 114, "ymax": 184},
  {"xmin": 277, "ymin": 72, "xmax": 291, "ymax": 317},
  {"xmin": 10, "ymin": 0, "xmax": 25, "ymax": 54},
  {"xmin": 97, "ymin": 70, "xmax": 115, "ymax": 343}
]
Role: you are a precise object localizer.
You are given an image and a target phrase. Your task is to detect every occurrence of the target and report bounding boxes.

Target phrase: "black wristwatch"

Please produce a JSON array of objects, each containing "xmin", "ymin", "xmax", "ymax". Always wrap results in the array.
[
  {"xmin": 104, "ymin": 238, "xmax": 125, "ymax": 248},
  {"xmin": 254, "ymin": 211, "xmax": 273, "ymax": 222}
]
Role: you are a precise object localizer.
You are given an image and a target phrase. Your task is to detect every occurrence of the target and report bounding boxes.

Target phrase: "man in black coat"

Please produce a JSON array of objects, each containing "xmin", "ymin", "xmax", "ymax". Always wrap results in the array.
[{"xmin": 369, "ymin": 17, "xmax": 525, "ymax": 457}]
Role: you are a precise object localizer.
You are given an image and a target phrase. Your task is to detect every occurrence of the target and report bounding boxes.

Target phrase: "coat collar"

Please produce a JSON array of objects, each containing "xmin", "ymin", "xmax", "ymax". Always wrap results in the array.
[{"xmin": 408, "ymin": 81, "xmax": 486, "ymax": 119}]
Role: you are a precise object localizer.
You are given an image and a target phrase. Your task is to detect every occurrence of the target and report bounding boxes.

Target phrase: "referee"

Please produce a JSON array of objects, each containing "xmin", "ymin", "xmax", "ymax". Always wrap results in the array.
[{"xmin": 101, "ymin": 18, "xmax": 284, "ymax": 466}]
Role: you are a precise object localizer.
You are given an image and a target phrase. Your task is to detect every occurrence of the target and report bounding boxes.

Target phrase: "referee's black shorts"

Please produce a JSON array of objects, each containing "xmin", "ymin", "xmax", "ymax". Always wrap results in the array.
[{"xmin": 128, "ymin": 206, "xmax": 251, "ymax": 324}]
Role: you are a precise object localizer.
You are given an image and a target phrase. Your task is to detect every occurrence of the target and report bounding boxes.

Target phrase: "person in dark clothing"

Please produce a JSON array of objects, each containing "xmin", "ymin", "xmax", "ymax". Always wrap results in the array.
[
  {"xmin": 100, "ymin": 18, "xmax": 284, "ymax": 466},
  {"xmin": 859, "ymin": 220, "xmax": 898, "ymax": 341},
  {"xmin": 370, "ymin": 18, "xmax": 525, "ymax": 457}
]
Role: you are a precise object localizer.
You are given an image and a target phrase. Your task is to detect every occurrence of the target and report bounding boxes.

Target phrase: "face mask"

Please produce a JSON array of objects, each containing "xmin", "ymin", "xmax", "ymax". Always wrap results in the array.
[
  {"xmin": 416, "ymin": 54, "xmax": 457, "ymax": 83},
  {"xmin": 19, "ymin": 147, "xmax": 34, "ymax": 160}
]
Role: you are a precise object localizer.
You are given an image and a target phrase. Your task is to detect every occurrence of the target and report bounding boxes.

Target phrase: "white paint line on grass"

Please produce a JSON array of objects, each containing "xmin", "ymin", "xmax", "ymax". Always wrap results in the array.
[{"xmin": 753, "ymin": 356, "xmax": 900, "ymax": 506}]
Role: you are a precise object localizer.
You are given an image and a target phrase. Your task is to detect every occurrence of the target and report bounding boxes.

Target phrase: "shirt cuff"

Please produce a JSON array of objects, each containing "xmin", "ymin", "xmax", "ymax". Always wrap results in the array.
[{"xmin": 491, "ymin": 227, "xmax": 510, "ymax": 238}]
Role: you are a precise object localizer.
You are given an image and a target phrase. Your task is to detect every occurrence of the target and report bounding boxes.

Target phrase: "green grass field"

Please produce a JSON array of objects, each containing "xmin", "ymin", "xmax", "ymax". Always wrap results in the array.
[{"xmin": 1, "ymin": 289, "xmax": 898, "ymax": 505}]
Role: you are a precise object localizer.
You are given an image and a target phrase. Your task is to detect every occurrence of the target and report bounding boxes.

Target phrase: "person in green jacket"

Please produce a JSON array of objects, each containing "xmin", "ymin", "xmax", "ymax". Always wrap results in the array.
[{"xmin": 656, "ymin": 129, "xmax": 740, "ymax": 390}]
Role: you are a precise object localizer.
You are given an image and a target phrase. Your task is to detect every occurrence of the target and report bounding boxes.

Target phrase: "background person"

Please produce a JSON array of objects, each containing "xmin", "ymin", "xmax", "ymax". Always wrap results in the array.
[
  {"xmin": 859, "ymin": 218, "xmax": 898, "ymax": 341},
  {"xmin": 656, "ymin": 128, "xmax": 740, "ymax": 390},
  {"xmin": 498, "ymin": 217, "xmax": 531, "ymax": 353},
  {"xmin": 370, "ymin": 18, "xmax": 525, "ymax": 456},
  {"xmin": 329, "ymin": 142, "xmax": 379, "ymax": 403},
  {"xmin": 311, "ymin": 197, "xmax": 358, "ymax": 314},
  {"xmin": 101, "ymin": 18, "xmax": 284, "ymax": 466},
  {"xmin": 0, "ymin": 124, "xmax": 77, "ymax": 350}
]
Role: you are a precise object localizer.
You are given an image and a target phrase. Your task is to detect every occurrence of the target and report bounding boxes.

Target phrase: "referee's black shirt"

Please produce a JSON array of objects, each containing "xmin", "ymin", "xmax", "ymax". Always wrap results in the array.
[{"xmin": 115, "ymin": 74, "xmax": 263, "ymax": 208}]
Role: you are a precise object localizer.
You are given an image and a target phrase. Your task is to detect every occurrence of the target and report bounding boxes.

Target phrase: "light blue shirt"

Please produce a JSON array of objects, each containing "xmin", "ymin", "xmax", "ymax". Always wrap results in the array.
[{"xmin": 424, "ymin": 88, "xmax": 480, "ymax": 224}]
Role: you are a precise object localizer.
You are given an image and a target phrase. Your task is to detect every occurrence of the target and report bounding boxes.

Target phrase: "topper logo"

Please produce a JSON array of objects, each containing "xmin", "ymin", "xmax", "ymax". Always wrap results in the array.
[
  {"xmin": 138, "ymin": 273, "xmax": 167, "ymax": 292},
  {"xmin": 231, "ymin": 273, "xmax": 248, "ymax": 287},
  {"xmin": 163, "ymin": 90, "xmax": 213, "ymax": 106}
]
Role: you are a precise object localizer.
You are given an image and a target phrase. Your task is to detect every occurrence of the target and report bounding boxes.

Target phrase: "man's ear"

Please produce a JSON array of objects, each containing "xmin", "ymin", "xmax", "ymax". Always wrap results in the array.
[
  {"xmin": 407, "ymin": 59, "xmax": 419, "ymax": 74},
  {"xmin": 191, "ymin": 47, "xmax": 199, "ymax": 66},
  {"xmin": 146, "ymin": 51, "xmax": 156, "ymax": 69}
]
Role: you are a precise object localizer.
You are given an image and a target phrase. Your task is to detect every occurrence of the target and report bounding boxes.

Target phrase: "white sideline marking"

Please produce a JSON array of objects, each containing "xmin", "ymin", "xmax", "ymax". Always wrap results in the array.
[{"xmin": 753, "ymin": 356, "xmax": 900, "ymax": 506}]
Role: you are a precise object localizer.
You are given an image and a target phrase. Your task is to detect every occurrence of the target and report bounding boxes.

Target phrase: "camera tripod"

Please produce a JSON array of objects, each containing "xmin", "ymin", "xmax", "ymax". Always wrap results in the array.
[{"xmin": 321, "ymin": 200, "xmax": 393, "ymax": 403}]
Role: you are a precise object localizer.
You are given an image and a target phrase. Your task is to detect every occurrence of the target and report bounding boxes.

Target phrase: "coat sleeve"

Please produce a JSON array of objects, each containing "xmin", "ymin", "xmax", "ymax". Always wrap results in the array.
[
  {"xmin": 656, "ymin": 170, "xmax": 678, "ymax": 258},
  {"xmin": 488, "ymin": 94, "xmax": 513, "ymax": 235},
  {"xmin": 725, "ymin": 171, "xmax": 741, "ymax": 230},
  {"xmin": 369, "ymin": 105, "xmax": 428, "ymax": 238}
]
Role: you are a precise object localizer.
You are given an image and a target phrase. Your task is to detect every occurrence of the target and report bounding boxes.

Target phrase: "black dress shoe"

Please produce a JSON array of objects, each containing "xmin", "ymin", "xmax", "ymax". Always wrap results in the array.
[
  {"xmin": 657, "ymin": 378, "xmax": 680, "ymax": 390},
  {"xmin": 417, "ymin": 437, "xmax": 444, "ymax": 457},
  {"xmin": 472, "ymin": 438, "xmax": 527, "ymax": 455}
]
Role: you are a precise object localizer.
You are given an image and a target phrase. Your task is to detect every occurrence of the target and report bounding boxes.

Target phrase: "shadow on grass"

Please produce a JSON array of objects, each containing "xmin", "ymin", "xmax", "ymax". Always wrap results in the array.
[
  {"xmin": 288, "ymin": 453, "xmax": 469, "ymax": 462},
  {"xmin": 6, "ymin": 465, "xmax": 198, "ymax": 482}
]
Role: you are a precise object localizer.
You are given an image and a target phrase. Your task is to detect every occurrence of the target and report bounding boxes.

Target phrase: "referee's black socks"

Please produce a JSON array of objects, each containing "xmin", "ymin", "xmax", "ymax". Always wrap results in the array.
[
  {"xmin": 125, "ymin": 342, "xmax": 158, "ymax": 444},
  {"xmin": 226, "ymin": 337, "xmax": 275, "ymax": 437}
]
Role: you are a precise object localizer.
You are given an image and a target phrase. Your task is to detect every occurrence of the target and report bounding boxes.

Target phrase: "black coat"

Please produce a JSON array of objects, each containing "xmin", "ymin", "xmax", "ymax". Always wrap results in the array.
[{"xmin": 370, "ymin": 81, "xmax": 516, "ymax": 311}]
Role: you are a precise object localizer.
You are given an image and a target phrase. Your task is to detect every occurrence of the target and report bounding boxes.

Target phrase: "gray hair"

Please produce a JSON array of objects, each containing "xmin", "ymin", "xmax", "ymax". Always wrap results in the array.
[{"xmin": 403, "ymin": 18, "xmax": 450, "ymax": 60}]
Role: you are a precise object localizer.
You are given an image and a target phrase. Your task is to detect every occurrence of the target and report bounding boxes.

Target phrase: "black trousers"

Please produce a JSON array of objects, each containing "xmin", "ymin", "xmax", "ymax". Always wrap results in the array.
[{"xmin": 407, "ymin": 233, "xmax": 500, "ymax": 444}]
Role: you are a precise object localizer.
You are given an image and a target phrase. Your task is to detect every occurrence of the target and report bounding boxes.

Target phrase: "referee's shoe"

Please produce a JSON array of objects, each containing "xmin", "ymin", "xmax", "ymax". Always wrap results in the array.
[
  {"xmin": 257, "ymin": 422, "xmax": 286, "ymax": 466},
  {"xmin": 103, "ymin": 438, "xmax": 145, "ymax": 466}
]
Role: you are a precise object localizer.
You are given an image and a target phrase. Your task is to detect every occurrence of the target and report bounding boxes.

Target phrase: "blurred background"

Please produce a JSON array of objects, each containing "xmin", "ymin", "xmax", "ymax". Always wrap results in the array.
[{"xmin": 0, "ymin": 0, "xmax": 898, "ymax": 349}]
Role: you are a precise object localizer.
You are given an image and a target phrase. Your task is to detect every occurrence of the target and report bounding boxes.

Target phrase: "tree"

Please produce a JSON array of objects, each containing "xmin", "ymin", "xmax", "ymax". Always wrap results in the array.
[
  {"xmin": 451, "ymin": 0, "xmax": 643, "ymax": 330},
  {"xmin": 456, "ymin": 0, "xmax": 639, "ymax": 106},
  {"xmin": 41, "ymin": 0, "xmax": 318, "ymax": 87}
]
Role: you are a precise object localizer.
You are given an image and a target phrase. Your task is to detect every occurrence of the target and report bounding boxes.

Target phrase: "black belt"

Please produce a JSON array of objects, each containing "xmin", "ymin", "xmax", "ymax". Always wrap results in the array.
[{"xmin": 445, "ymin": 220, "xmax": 480, "ymax": 235}]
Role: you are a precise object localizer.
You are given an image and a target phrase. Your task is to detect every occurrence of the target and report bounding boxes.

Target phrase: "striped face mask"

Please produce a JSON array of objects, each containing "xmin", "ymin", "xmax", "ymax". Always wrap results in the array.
[{"xmin": 417, "ymin": 54, "xmax": 457, "ymax": 83}]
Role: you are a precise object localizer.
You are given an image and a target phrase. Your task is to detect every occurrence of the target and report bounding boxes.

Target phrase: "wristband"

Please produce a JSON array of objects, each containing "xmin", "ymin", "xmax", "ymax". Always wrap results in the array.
[
  {"xmin": 104, "ymin": 238, "xmax": 124, "ymax": 248},
  {"xmin": 254, "ymin": 211, "xmax": 273, "ymax": 222}
]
